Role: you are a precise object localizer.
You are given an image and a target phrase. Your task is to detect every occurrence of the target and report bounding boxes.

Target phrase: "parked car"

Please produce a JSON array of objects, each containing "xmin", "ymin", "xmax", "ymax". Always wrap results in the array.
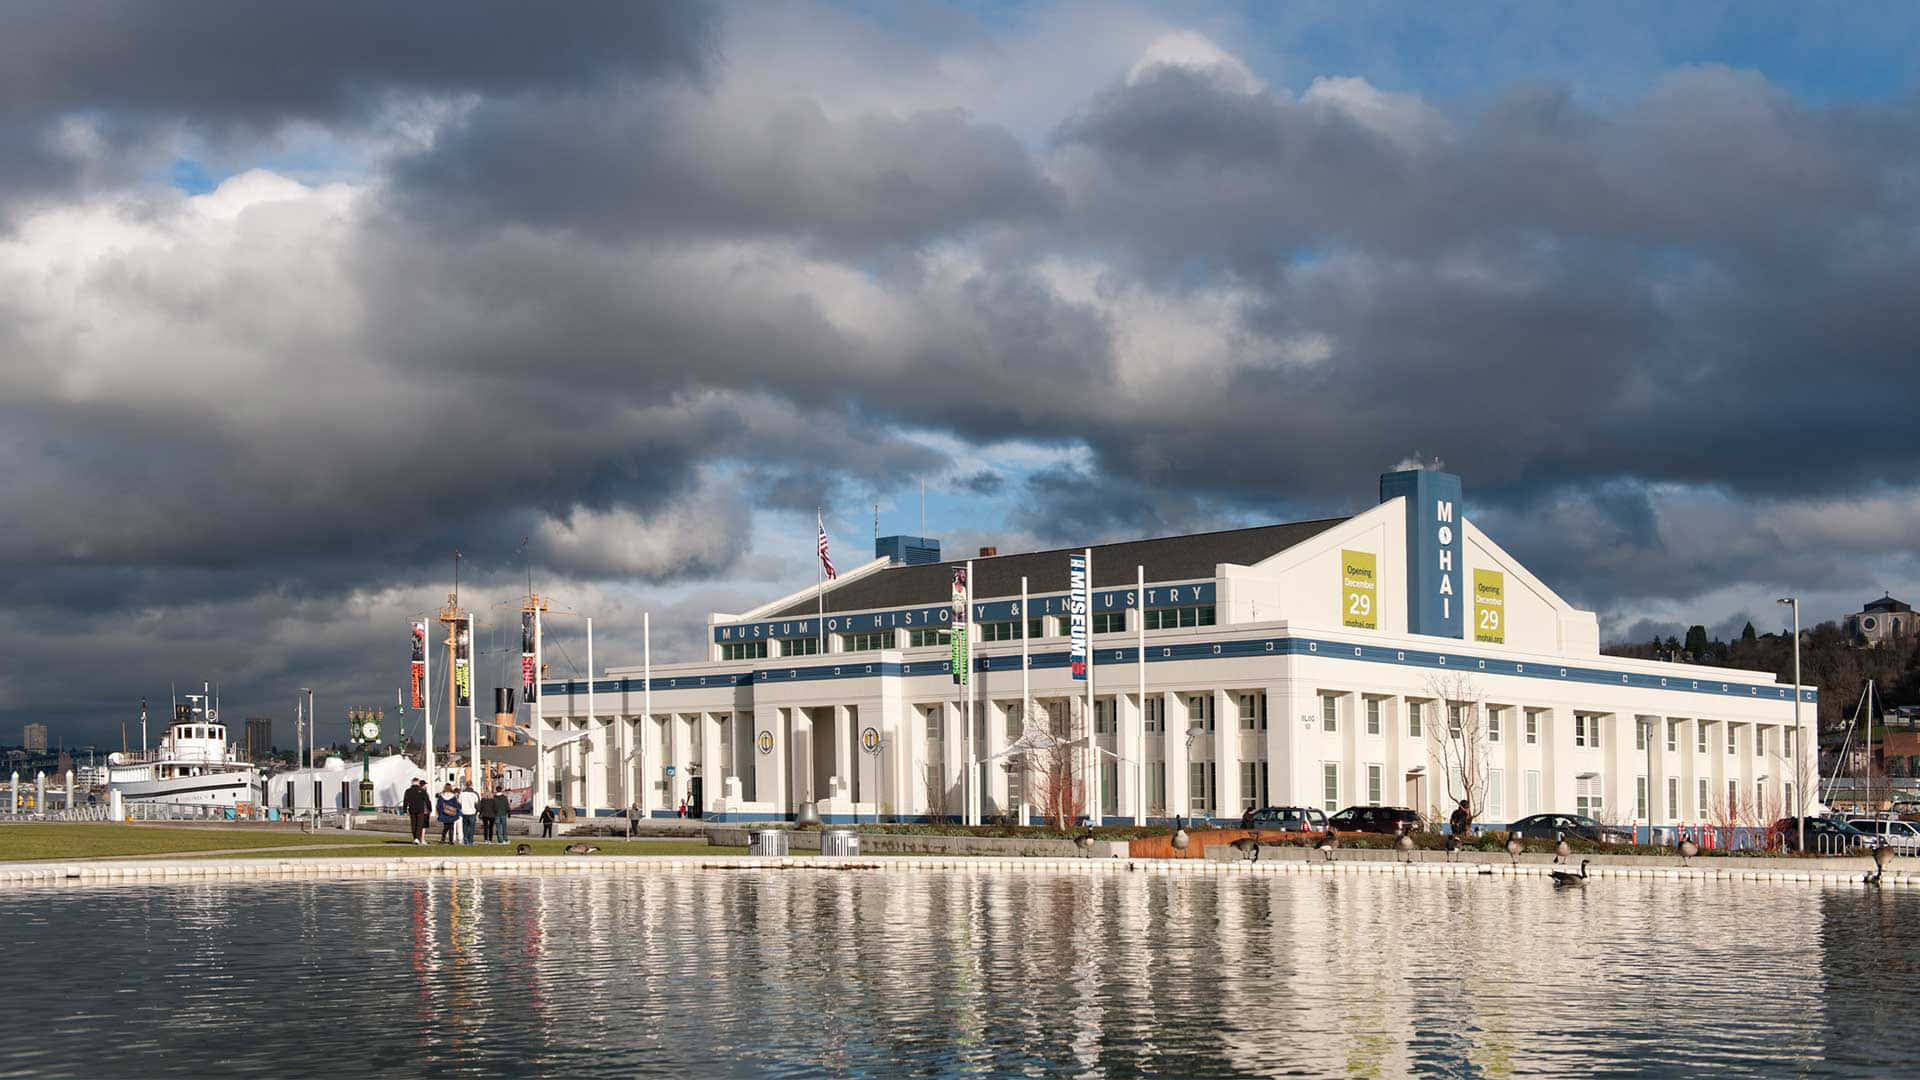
[
  {"xmin": 1506, "ymin": 813, "xmax": 1634, "ymax": 844},
  {"xmin": 1328, "ymin": 806, "xmax": 1423, "ymax": 834},
  {"xmin": 1244, "ymin": 805, "xmax": 1328, "ymax": 832},
  {"xmin": 1845, "ymin": 817, "xmax": 1920, "ymax": 854},
  {"xmin": 1774, "ymin": 816, "xmax": 1875, "ymax": 853}
]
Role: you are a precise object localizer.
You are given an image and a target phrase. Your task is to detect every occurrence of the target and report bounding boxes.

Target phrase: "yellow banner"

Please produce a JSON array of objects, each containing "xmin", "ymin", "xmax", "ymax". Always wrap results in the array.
[
  {"xmin": 1341, "ymin": 549, "xmax": 1378, "ymax": 629},
  {"xmin": 1474, "ymin": 569, "xmax": 1505, "ymax": 644}
]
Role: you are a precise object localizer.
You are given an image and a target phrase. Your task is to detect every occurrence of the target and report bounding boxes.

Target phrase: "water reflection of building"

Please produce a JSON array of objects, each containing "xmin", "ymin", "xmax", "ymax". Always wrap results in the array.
[{"xmin": 535, "ymin": 468, "xmax": 1818, "ymax": 830}]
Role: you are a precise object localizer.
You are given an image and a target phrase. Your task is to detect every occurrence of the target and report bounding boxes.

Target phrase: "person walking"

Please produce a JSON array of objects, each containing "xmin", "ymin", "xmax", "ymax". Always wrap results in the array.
[
  {"xmin": 458, "ymin": 782, "xmax": 480, "ymax": 846},
  {"xmin": 403, "ymin": 778, "xmax": 431, "ymax": 845},
  {"xmin": 539, "ymin": 804, "xmax": 556, "ymax": 839},
  {"xmin": 492, "ymin": 788, "xmax": 512, "ymax": 844},
  {"xmin": 628, "ymin": 801, "xmax": 641, "ymax": 838},
  {"xmin": 1449, "ymin": 799, "xmax": 1474, "ymax": 839},
  {"xmin": 436, "ymin": 783, "xmax": 460, "ymax": 844}
]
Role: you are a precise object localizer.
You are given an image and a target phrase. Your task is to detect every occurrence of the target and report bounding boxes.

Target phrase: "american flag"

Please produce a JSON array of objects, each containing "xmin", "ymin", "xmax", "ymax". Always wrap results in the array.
[{"xmin": 817, "ymin": 511, "xmax": 836, "ymax": 579}]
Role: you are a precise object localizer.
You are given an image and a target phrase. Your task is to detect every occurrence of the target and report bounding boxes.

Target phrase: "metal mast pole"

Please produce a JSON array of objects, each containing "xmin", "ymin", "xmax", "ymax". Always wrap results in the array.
[
  {"xmin": 1780, "ymin": 596, "xmax": 1803, "ymax": 853},
  {"xmin": 469, "ymin": 611, "xmax": 481, "ymax": 792},
  {"xmin": 1086, "ymin": 547, "xmax": 1099, "ymax": 827},
  {"xmin": 964, "ymin": 558, "xmax": 975, "ymax": 826},
  {"xmin": 1020, "ymin": 575, "xmax": 1030, "ymax": 827},
  {"xmin": 422, "ymin": 620, "xmax": 435, "ymax": 783},
  {"xmin": 585, "ymin": 616, "xmax": 595, "ymax": 818},
  {"xmin": 1136, "ymin": 564, "xmax": 1146, "ymax": 826},
  {"xmin": 643, "ymin": 612, "xmax": 652, "ymax": 817}
]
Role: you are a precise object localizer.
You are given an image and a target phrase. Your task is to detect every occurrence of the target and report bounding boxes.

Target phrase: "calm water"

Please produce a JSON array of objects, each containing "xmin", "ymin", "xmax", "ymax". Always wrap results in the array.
[{"xmin": 0, "ymin": 869, "xmax": 1912, "ymax": 1077}]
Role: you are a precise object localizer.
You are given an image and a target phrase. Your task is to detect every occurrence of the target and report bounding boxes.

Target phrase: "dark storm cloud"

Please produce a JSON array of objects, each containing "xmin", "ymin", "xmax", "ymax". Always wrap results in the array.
[{"xmin": 954, "ymin": 470, "xmax": 1005, "ymax": 497}]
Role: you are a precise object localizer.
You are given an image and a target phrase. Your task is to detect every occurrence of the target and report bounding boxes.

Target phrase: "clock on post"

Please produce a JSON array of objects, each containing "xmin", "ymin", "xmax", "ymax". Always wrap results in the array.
[{"xmin": 349, "ymin": 706, "xmax": 382, "ymax": 811}]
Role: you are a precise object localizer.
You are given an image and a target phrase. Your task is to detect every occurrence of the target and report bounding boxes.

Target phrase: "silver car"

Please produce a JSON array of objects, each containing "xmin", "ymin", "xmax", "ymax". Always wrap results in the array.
[{"xmin": 1846, "ymin": 817, "xmax": 1920, "ymax": 854}]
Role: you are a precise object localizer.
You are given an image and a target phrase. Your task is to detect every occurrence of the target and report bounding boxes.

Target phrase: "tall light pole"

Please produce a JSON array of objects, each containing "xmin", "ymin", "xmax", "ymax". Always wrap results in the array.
[{"xmin": 1777, "ymin": 597, "xmax": 1803, "ymax": 854}]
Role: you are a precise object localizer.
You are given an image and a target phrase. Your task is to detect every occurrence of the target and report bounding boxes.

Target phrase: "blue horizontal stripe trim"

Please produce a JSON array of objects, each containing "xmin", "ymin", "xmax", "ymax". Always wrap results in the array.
[{"xmin": 544, "ymin": 636, "xmax": 1815, "ymax": 704}]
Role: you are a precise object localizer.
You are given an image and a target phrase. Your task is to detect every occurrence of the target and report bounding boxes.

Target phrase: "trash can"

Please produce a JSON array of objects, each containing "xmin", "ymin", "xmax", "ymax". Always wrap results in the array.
[
  {"xmin": 821, "ymin": 829, "xmax": 860, "ymax": 857},
  {"xmin": 749, "ymin": 829, "xmax": 790, "ymax": 857}
]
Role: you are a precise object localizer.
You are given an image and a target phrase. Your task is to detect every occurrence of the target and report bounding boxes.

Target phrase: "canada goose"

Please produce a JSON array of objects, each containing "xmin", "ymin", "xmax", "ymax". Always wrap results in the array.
[
  {"xmin": 1866, "ymin": 844, "xmax": 1894, "ymax": 886},
  {"xmin": 1554, "ymin": 831, "xmax": 1572, "ymax": 864},
  {"xmin": 1505, "ymin": 833, "xmax": 1525, "ymax": 866},
  {"xmin": 564, "ymin": 843, "xmax": 600, "ymax": 855},
  {"xmin": 1676, "ymin": 835, "xmax": 1699, "ymax": 867},
  {"xmin": 1316, "ymin": 830, "xmax": 1338, "ymax": 862},
  {"xmin": 515, "ymin": 843, "xmax": 532, "ymax": 855},
  {"xmin": 1444, "ymin": 834, "xmax": 1463, "ymax": 862},
  {"xmin": 1550, "ymin": 859, "xmax": 1590, "ymax": 888},
  {"xmin": 1171, "ymin": 827, "xmax": 1190, "ymax": 853},
  {"xmin": 1075, "ymin": 831, "xmax": 1096, "ymax": 857},
  {"xmin": 1395, "ymin": 825, "xmax": 1416, "ymax": 863},
  {"xmin": 1230, "ymin": 836, "xmax": 1262, "ymax": 862}
]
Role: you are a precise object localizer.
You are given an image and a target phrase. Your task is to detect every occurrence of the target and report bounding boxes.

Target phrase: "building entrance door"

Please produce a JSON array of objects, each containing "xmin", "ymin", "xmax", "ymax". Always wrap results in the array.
[{"xmin": 689, "ymin": 776, "xmax": 704, "ymax": 818}]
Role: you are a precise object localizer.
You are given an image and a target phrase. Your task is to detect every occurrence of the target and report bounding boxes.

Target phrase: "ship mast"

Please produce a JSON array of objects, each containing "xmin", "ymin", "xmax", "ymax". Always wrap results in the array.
[{"xmin": 438, "ymin": 551, "xmax": 463, "ymax": 784}]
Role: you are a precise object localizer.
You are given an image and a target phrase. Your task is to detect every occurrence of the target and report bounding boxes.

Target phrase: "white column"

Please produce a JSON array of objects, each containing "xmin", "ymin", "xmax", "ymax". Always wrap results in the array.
[
  {"xmin": 943, "ymin": 701, "xmax": 964, "ymax": 820},
  {"xmin": 1215, "ymin": 688, "xmax": 1240, "ymax": 820},
  {"xmin": 1164, "ymin": 691, "xmax": 1189, "ymax": 823},
  {"xmin": 1117, "ymin": 692, "xmax": 1141, "ymax": 824}
]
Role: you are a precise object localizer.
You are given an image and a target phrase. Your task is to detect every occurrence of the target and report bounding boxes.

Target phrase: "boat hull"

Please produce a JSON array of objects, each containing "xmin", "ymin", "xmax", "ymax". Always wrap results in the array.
[{"xmin": 108, "ymin": 771, "xmax": 260, "ymax": 806}]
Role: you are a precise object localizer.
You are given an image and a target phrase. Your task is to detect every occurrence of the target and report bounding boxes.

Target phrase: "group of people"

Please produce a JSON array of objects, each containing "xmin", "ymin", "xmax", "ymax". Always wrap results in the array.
[{"xmin": 401, "ymin": 778, "xmax": 514, "ymax": 845}]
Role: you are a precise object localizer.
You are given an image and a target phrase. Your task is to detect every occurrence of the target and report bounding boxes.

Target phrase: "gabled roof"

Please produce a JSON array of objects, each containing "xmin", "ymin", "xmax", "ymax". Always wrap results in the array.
[
  {"xmin": 1863, "ymin": 595, "xmax": 1910, "ymax": 614},
  {"xmin": 770, "ymin": 517, "xmax": 1348, "ymax": 618}
]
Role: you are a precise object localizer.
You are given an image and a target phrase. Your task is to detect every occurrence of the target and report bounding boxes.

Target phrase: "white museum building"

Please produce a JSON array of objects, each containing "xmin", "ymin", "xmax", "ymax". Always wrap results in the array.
[{"xmin": 532, "ymin": 469, "xmax": 1817, "ymax": 829}]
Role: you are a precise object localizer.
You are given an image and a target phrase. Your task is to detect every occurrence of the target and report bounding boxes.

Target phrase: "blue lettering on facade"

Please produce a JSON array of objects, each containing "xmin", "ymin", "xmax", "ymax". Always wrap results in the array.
[{"xmin": 1381, "ymin": 469, "xmax": 1465, "ymax": 639}]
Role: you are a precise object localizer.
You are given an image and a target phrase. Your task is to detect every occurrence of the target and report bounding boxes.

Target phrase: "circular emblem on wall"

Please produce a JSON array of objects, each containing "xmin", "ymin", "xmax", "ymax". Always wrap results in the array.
[
  {"xmin": 1863, "ymin": 616, "xmax": 1877, "ymax": 631},
  {"xmin": 757, "ymin": 730, "xmax": 774, "ymax": 755},
  {"xmin": 860, "ymin": 726, "xmax": 881, "ymax": 754}
]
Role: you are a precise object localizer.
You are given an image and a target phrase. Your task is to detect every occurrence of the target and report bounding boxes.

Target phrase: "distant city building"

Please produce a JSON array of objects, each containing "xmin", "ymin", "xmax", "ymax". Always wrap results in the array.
[
  {"xmin": 244, "ymin": 717, "xmax": 273, "ymax": 759},
  {"xmin": 22, "ymin": 724, "xmax": 47, "ymax": 753},
  {"xmin": 1844, "ymin": 594, "xmax": 1911, "ymax": 647}
]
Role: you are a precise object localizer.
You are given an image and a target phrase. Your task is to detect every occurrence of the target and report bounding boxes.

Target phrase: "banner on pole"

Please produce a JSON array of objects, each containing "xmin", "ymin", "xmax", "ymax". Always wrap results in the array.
[
  {"xmin": 1341, "ymin": 549, "xmax": 1378, "ymax": 630},
  {"xmin": 950, "ymin": 567, "xmax": 969, "ymax": 685},
  {"xmin": 950, "ymin": 626, "xmax": 969, "ymax": 685},
  {"xmin": 521, "ymin": 610, "xmax": 538, "ymax": 702},
  {"xmin": 1068, "ymin": 553, "xmax": 1089, "ymax": 679},
  {"xmin": 409, "ymin": 621, "xmax": 426, "ymax": 708},
  {"xmin": 454, "ymin": 616, "xmax": 473, "ymax": 708}
]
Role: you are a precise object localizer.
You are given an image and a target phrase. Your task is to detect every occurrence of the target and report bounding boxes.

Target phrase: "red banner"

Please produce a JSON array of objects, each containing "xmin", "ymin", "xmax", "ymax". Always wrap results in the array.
[{"xmin": 410, "ymin": 661, "xmax": 424, "ymax": 709}]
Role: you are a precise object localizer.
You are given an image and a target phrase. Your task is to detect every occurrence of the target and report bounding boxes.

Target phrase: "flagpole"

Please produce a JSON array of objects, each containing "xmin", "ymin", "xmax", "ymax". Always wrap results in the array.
[
  {"xmin": 816, "ymin": 508, "xmax": 825, "ymax": 654},
  {"xmin": 423, "ymin": 621, "xmax": 435, "ymax": 783},
  {"xmin": 1019, "ymin": 575, "xmax": 1030, "ymax": 827},
  {"xmin": 965, "ymin": 557, "xmax": 976, "ymax": 826},
  {"xmin": 1086, "ymin": 546, "xmax": 1099, "ymax": 827},
  {"xmin": 1136, "ymin": 563, "xmax": 1146, "ymax": 826}
]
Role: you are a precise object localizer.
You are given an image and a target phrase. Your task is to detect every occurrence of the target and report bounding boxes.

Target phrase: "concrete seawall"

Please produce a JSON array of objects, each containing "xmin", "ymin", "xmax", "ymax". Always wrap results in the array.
[{"xmin": 0, "ymin": 854, "xmax": 1906, "ymax": 890}]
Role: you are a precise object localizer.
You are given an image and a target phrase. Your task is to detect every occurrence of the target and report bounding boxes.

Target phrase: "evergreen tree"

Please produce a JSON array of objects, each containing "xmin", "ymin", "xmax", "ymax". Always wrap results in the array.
[
  {"xmin": 1742, "ymin": 621, "xmax": 1757, "ymax": 643},
  {"xmin": 1685, "ymin": 625, "xmax": 1710, "ymax": 656}
]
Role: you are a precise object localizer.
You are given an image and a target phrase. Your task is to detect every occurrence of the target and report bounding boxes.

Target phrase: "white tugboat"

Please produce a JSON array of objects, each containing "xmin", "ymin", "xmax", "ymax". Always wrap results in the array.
[{"xmin": 107, "ymin": 690, "xmax": 263, "ymax": 808}]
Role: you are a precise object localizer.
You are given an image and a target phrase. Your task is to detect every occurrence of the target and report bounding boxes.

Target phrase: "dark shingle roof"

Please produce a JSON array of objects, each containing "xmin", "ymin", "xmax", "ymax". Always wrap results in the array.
[
  {"xmin": 1864, "ymin": 595, "xmax": 1910, "ymax": 613},
  {"xmin": 770, "ymin": 517, "xmax": 1348, "ymax": 618}
]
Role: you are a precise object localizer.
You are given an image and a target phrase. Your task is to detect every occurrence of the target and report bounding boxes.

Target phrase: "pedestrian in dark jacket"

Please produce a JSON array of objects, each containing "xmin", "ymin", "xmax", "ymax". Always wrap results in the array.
[
  {"xmin": 1448, "ymin": 799, "xmax": 1473, "ymax": 838},
  {"xmin": 478, "ymin": 788, "xmax": 498, "ymax": 843},
  {"xmin": 539, "ymin": 804, "xmax": 556, "ymax": 839},
  {"xmin": 403, "ymin": 779, "xmax": 432, "ymax": 845},
  {"xmin": 492, "ymin": 789, "xmax": 512, "ymax": 844},
  {"xmin": 436, "ymin": 784, "xmax": 460, "ymax": 844}
]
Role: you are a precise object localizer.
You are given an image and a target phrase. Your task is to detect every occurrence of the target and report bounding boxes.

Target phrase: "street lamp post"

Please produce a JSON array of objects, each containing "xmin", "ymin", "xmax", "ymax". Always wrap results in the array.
[{"xmin": 1777, "ymin": 597, "xmax": 1803, "ymax": 854}]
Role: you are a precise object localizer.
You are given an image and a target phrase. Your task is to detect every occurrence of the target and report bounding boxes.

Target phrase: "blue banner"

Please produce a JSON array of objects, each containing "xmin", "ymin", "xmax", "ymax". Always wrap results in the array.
[{"xmin": 1068, "ymin": 553, "xmax": 1089, "ymax": 680}]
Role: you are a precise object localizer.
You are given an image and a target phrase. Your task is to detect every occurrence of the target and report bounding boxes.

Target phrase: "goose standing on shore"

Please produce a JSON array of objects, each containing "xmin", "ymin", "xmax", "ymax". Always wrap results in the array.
[
  {"xmin": 1171, "ymin": 827, "xmax": 1190, "ymax": 853},
  {"xmin": 1554, "ymin": 831, "xmax": 1572, "ymax": 864},
  {"xmin": 1676, "ymin": 835, "xmax": 1699, "ymax": 867},
  {"xmin": 1395, "ymin": 824, "xmax": 1416, "ymax": 863},
  {"xmin": 1505, "ymin": 833, "xmax": 1525, "ymax": 866},
  {"xmin": 1230, "ymin": 836, "xmax": 1262, "ymax": 863},
  {"xmin": 1866, "ymin": 844, "xmax": 1894, "ymax": 886},
  {"xmin": 1075, "ymin": 831, "xmax": 1096, "ymax": 857},
  {"xmin": 1316, "ymin": 830, "xmax": 1339, "ymax": 862},
  {"xmin": 1550, "ymin": 859, "xmax": 1590, "ymax": 888}
]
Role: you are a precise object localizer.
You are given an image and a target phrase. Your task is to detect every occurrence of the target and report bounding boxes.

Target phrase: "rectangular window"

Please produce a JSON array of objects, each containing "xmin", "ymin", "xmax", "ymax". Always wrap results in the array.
[
  {"xmin": 1143, "ymin": 696, "xmax": 1162, "ymax": 733},
  {"xmin": 1698, "ymin": 722, "xmax": 1708, "ymax": 754},
  {"xmin": 1635, "ymin": 720, "xmax": 1646, "ymax": 751},
  {"xmin": 1407, "ymin": 701, "xmax": 1423, "ymax": 738},
  {"xmin": 1667, "ymin": 721, "xmax": 1677, "ymax": 753},
  {"xmin": 978, "ymin": 620, "xmax": 1029, "ymax": 642},
  {"xmin": 1575, "ymin": 713, "xmax": 1598, "ymax": 749},
  {"xmin": 1448, "ymin": 704, "xmax": 1464, "ymax": 739},
  {"xmin": 1147, "ymin": 762, "xmax": 1165, "ymax": 814},
  {"xmin": 1093, "ymin": 699, "xmax": 1116, "ymax": 735},
  {"xmin": 1143, "ymin": 605, "xmax": 1216, "ymax": 629},
  {"xmin": 1322, "ymin": 763, "xmax": 1340, "ymax": 814},
  {"xmin": 1667, "ymin": 776, "xmax": 1679, "ymax": 819},
  {"xmin": 1365, "ymin": 698, "xmax": 1381, "ymax": 735},
  {"xmin": 842, "ymin": 631, "xmax": 890, "ymax": 652},
  {"xmin": 1487, "ymin": 708, "xmax": 1501, "ymax": 743},
  {"xmin": 1755, "ymin": 780, "xmax": 1765, "ymax": 812},
  {"xmin": 908, "ymin": 628, "xmax": 949, "ymax": 648},
  {"xmin": 1092, "ymin": 611, "xmax": 1126, "ymax": 634},
  {"xmin": 1190, "ymin": 762, "xmax": 1209, "ymax": 816},
  {"xmin": 1698, "ymin": 777, "xmax": 1710, "ymax": 818},
  {"xmin": 1488, "ymin": 768, "xmax": 1504, "ymax": 820},
  {"xmin": 926, "ymin": 709, "xmax": 942, "ymax": 741},
  {"xmin": 780, "ymin": 637, "xmax": 820, "ymax": 657},
  {"xmin": 1525, "ymin": 770, "xmax": 1542, "ymax": 815},
  {"xmin": 1367, "ymin": 764, "xmax": 1384, "ymax": 806},
  {"xmin": 1322, "ymin": 695, "xmax": 1338, "ymax": 732},
  {"xmin": 1784, "ymin": 729, "xmax": 1793, "ymax": 757},
  {"xmin": 1636, "ymin": 776, "xmax": 1649, "ymax": 820},
  {"xmin": 1238, "ymin": 693, "xmax": 1260, "ymax": 731},
  {"xmin": 1727, "ymin": 779, "xmax": 1738, "ymax": 814},
  {"xmin": 1241, "ymin": 762, "xmax": 1260, "ymax": 812},
  {"xmin": 1188, "ymin": 694, "xmax": 1214, "ymax": 732},
  {"xmin": 721, "ymin": 641, "xmax": 769, "ymax": 661},
  {"xmin": 1784, "ymin": 782, "xmax": 1794, "ymax": 814},
  {"xmin": 1755, "ymin": 728, "xmax": 1765, "ymax": 757},
  {"xmin": 1575, "ymin": 776, "xmax": 1604, "ymax": 818},
  {"xmin": 1727, "ymin": 725, "xmax": 1737, "ymax": 756},
  {"xmin": 1006, "ymin": 704, "xmax": 1022, "ymax": 738},
  {"xmin": 1525, "ymin": 709, "xmax": 1538, "ymax": 745}
]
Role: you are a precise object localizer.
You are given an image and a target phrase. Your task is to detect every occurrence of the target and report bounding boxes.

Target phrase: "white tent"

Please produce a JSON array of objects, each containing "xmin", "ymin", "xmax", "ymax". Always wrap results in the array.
[{"xmin": 266, "ymin": 754, "xmax": 427, "ymax": 812}]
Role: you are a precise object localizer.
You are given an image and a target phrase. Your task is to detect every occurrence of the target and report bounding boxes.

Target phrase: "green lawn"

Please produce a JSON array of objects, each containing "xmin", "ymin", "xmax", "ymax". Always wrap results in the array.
[
  {"xmin": 0, "ymin": 823, "xmax": 395, "ymax": 861},
  {"xmin": 159, "ymin": 838, "xmax": 748, "ymax": 860}
]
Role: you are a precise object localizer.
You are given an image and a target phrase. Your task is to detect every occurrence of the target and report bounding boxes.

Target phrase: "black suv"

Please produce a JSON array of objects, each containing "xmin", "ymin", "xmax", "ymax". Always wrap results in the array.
[
  {"xmin": 1244, "ymin": 806, "xmax": 1328, "ymax": 832},
  {"xmin": 1329, "ymin": 806, "xmax": 1423, "ymax": 834}
]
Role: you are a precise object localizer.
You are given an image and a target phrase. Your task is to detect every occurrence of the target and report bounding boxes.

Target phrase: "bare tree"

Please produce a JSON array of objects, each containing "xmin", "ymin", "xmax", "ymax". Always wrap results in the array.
[
  {"xmin": 1423, "ymin": 673, "xmax": 1491, "ymax": 824},
  {"xmin": 1009, "ymin": 697, "xmax": 1085, "ymax": 828}
]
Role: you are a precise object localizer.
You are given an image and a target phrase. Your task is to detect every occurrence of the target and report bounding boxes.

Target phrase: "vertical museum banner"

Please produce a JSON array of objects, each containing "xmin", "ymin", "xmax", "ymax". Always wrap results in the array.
[
  {"xmin": 1341, "ymin": 549, "xmax": 1378, "ymax": 630},
  {"xmin": 409, "ymin": 621, "xmax": 426, "ymax": 708},
  {"xmin": 1473, "ymin": 569, "xmax": 1505, "ymax": 644},
  {"xmin": 1068, "ymin": 553, "xmax": 1089, "ymax": 679},
  {"xmin": 454, "ymin": 616, "xmax": 473, "ymax": 707},
  {"xmin": 521, "ymin": 610, "xmax": 538, "ymax": 702}
]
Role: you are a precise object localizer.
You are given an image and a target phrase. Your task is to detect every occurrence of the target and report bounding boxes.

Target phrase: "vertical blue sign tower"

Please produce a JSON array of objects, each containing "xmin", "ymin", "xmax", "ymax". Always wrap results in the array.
[{"xmin": 1379, "ymin": 469, "xmax": 1465, "ymax": 639}]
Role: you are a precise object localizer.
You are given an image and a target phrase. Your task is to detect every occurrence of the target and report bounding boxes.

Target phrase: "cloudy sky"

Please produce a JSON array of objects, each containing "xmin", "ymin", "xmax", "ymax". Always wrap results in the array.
[{"xmin": 5, "ymin": 1, "xmax": 1918, "ymax": 750}]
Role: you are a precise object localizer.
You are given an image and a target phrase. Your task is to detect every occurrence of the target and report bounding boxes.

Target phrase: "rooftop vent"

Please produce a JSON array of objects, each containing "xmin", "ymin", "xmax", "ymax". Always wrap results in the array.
[{"xmin": 876, "ymin": 535, "xmax": 941, "ymax": 566}]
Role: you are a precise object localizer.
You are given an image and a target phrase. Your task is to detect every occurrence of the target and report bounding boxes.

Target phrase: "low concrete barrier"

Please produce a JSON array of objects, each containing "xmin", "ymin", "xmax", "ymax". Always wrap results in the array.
[{"xmin": 705, "ymin": 827, "xmax": 1125, "ymax": 859}]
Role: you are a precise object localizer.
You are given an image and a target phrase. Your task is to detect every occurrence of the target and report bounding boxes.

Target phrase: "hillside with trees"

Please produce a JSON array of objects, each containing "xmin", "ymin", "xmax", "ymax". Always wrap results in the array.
[{"xmin": 1603, "ymin": 621, "xmax": 1920, "ymax": 732}]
